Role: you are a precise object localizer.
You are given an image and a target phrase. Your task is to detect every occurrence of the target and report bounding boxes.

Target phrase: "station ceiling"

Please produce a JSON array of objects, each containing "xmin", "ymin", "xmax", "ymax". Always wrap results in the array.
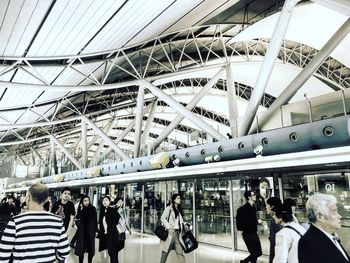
[{"xmin": 0, "ymin": 0, "xmax": 349, "ymax": 176}]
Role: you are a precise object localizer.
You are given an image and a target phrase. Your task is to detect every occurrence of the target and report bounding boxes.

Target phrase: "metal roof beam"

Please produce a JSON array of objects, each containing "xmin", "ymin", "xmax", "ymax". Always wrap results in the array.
[
  {"xmin": 81, "ymin": 116, "xmax": 129, "ymax": 160},
  {"xmin": 149, "ymin": 67, "xmax": 225, "ymax": 152},
  {"xmin": 141, "ymin": 78, "xmax": 225, "ymax": 143},
  {"xmin": 249, "ymin": 17, "xmax": 350, "ymax": 134},
  {"xmin": 50, "ymin": 135, "xmax": 83, "ymax": 170},
  {"xmin": 239, "ymin": 0, "xmax": 300, "ymax": 136}
]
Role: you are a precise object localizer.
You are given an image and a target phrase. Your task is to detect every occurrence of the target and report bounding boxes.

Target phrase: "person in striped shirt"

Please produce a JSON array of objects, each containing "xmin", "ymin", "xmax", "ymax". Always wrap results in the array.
[{"xmin": 0, "ymin": 183, "xmax": 70, "ymax": 263}]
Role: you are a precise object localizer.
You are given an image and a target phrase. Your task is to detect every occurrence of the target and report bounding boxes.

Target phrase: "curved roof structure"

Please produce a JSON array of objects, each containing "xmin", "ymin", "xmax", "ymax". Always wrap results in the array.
[{"xmin": 0, "ymin": 0, "xmax": 349, "ymax": 178}]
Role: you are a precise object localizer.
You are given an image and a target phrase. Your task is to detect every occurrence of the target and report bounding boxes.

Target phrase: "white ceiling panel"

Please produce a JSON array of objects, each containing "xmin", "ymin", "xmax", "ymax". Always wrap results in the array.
[
  {"xmin": 0, "ymin": 88, "xmax": 43, "ymax": 109},
  {"xmin": 83, "ymin": 0, "xmax": 177, "ymax": 52},
  {"xmin": 2, "ymin": 0, "xmax": 54, "ymax": 56},
  {"xmin": 0, "ymin": 65, "xmax": 14, "ymax": 81},
  {"xmin": 25, "ymin": 0, "xmax": 77, "ymax": 56},
  {"xmin": 163, "ymin": 0, "xmax": 240, "ymax": 33},
  {"xmin": 0, "ymin": 109, "xmax": 24, "ymax": 125},
  {"xmin": 14, "ymin": 104, "xmax": 54, "ymax": 124},
  {"xmin": 34, "ymin": 90, "xmax": 74, "ymax": 104},
  {"xmin": 0, "ymin": 0, "xmax": 24, "ymax": 56},
  {"xmin": 127, "ymin": 0, "xmax": 204, "ymax": 46},
  {"xmin": 231, "ymin": 3, "xmax": 350, "ymax": 68},
  {"xmin": 53, "ymin": 61, "xmax": 102, "ymax": 85}
]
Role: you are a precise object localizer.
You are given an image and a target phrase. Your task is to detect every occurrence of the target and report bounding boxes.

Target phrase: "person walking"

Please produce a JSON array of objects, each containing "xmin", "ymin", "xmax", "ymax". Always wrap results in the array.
[
  {"xmin": 266, "ymin": 197, "xmax": 282, "ymax": 263},
  {"xmin": 0, "ymin": 183, "xmax": 70, "ymax": 262},
  {"xmin": 272, "ymin": 204, "xmax": 306, "ymax": 263},
  {"xmin": 237, "ymin": 190, "xmax": 263, "ymax": 263},
  {"xmin": 98, "ymin": 195, "xmax": 121, "ymax": 263},
  {"xmin": 51, "ymin": 187, "xmax": 75, "ymax": 232},
  {"xmin": 74, "ymin": 195, "xmax": 98, "ymax": 263},
  {"xmin": 159, "ymin": 193, "xmax": 186, "ymax": 263},
  {"xmin": 298, "ymin": 193, "xmax": 349, "ymax": 263},
  {"xmin": 112, "ymin": 197, "xmax": 132, "ymax": 263}
]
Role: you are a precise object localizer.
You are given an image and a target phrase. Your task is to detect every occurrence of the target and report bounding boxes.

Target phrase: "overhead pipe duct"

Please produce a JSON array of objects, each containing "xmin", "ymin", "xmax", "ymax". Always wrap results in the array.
[{"xmin": 30, "ymin": 115, "xmax": 350, "ymax": 185}]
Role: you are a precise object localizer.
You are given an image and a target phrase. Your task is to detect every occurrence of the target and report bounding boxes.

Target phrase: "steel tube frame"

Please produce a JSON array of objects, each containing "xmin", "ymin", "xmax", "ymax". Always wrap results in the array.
[
  {"xmin": 226, "ymin": 64, "xmax": 239, "ymax": 138},
  {"xmin": 81, "ymin": 116, "xmax": 129, "ymax": 160},
  {"xmin": 239, "ymin": 0, "xmax": 300, "ymax": 136},
  {"xmin": 249, "ymin": 17, "xmax": 350, "ymax": 133},
  {"xmin": 50, "ymin": 135, "xmax": 83, "ymax": 170},
  {"xmin": 148, "ymin": 67, "xmax": 226, "ymax": 151},
  {"xmin": 134, "ymin": 86, "xmax": 145, "ymax": 158}
]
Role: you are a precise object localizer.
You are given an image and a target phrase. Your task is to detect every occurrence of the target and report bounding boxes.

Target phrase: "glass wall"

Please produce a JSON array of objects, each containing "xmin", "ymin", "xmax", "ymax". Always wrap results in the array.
[
  {"xmin": 100, "ymin": 170, "xmax": 350, "ymax": 255},
  {"xmin": 126, "ymin": 183, "xmax": 143, "ymax": 232},
  {"xmin": 195, "ymin": 178, "xmax": 232, "ymax": 248}
]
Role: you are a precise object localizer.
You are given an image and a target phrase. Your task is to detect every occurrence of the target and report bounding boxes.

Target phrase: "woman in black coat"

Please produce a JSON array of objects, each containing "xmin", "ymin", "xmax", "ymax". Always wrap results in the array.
[
  {"xmin": 98, "ymin": 196, "xmax": 121, "ymax": 263},
  {"xmin": 74, "ymin": 195, "xmax": 98, "ymax": 263}
]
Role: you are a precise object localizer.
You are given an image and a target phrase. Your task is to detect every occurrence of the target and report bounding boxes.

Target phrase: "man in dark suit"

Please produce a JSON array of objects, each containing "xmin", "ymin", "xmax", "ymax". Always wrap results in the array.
[
  {"xmin": 238, "ymin": 190, "xmax": 263, "ymax": 263},
  {"xmin": 298, "ymin": 193, "xmax": 349, "ymax": 263}
]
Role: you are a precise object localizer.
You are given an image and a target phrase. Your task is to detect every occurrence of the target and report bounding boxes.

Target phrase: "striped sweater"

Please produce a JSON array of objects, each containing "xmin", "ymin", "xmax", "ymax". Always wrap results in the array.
[{"xmin": 0, "ymin": 211, "xmax": 70, "ymax": 263}]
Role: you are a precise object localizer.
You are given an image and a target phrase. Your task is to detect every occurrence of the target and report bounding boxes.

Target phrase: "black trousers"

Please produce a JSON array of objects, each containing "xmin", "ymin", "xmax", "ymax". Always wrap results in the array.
[
  {"xmin": 108, "ymin": 240, "xmax": 125, "ymax": 263},
  {"xmin": 242, "ymin": 232, "xmax": 262, "ymax": 263}
]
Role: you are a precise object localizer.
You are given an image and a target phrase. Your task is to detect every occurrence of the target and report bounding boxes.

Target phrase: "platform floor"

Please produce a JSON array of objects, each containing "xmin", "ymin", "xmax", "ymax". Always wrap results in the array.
[{"xmin": 66, "ymin": 234, "xmax": 268, "ymax": 263}]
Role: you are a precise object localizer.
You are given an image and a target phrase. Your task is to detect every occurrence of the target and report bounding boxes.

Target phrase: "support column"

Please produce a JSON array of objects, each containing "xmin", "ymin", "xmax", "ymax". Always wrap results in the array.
[
  {"xmin": 147, "ymin": 67, "xmax": 225, "ymax": 152},
  {"xmin": 239, "ymin": 0, "xmax": 300, "ymax": 136},
  {"xmin": 249, "ymin": 18, "xmax": 350, "ymax": 133},
  {"xmin": 51, "ymin": 135, "xmax": 83, "ymax": 170},
  {"xmin": 81, "ymin": 118, "xmax": 88, "ymax": 168},
  {"xmin": 97, "ymin": 103, "xmax": 154, "ymax": 163},
  {"xmin": 134, "ymin": 86, "xmax": 145, "ymax": 158},
  {"xmin": 141, "ymin": 99, "xmax": 158, "ymax": 150},
  {"xmin": 50, "ymin": 137, "xmax": 58, "ymax": 175},
  {"xmin": 90, "ymin": 118, "xmax": 116, "ymax": 165},
  {"xmin": 141, "ymin": 79, "xmax": 225, "ymax": 142},
  {"xmin": 81, "ymin": 116, "xmax": 129, "ymax": 160},
  {"xmin": 226, "ymin": 64, "xmax": 239, "ymax": 138}
]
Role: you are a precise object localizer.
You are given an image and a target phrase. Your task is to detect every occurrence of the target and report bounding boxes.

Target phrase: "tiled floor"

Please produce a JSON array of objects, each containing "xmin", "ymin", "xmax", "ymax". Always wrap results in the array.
[{"xmin": 66, "ymin": 234, "xmax": 268, "ymax": 263}]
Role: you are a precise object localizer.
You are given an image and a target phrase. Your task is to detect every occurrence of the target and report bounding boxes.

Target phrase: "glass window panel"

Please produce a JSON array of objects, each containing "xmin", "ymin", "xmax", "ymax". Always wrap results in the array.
[{"xmin": 195, "ymin": 178, "xmax": 232, "ymax": 248}]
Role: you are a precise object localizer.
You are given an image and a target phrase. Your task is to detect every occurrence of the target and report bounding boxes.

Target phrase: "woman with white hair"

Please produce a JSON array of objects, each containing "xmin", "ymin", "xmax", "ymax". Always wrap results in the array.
[{"xmin": 298, "ymin": 193, "xmax": 349, "ymax": 263}]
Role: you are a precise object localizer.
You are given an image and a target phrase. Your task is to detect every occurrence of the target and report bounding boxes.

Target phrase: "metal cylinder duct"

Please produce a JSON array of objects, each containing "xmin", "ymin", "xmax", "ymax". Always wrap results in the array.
[{"xmin": 311, "ymin": 115, "xmax": 350, "ymax": 149}]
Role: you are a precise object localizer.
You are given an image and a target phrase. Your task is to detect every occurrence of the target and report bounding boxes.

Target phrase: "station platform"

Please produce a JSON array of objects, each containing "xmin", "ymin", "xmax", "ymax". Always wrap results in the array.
[{"xmin": 66, "ymin": 233, "xmax": 269, "ymax": 263}]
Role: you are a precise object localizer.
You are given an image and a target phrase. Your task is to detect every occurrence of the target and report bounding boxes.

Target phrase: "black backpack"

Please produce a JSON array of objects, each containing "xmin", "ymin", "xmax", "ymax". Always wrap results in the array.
[{"xmin": 236, "ymin": 206, "xmax": 244, "ymax": 231}]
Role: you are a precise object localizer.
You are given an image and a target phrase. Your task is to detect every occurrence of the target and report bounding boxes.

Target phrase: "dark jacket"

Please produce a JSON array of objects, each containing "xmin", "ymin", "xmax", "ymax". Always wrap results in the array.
[
  {"xmin": 269, "ymin": 220, "xmax": 282, "ymax": 263},
  {"xmin": 239, "ymin": 202, "xmax": 259, "ymax": 233},
  {"xmin": 98, "ymin": 206, "xmax": 121, "ymax": 252},
  {"xmin": 298, "ymin": 224, "xmax": 349, "ymax": 263},
  {"xmin": 74, "ymin": 205, "xmax": 98, "ymax": 257}
]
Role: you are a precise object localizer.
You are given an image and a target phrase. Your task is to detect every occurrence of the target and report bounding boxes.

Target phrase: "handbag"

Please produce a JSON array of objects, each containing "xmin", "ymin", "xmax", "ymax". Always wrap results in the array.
[
  {"xmin": 154, "ymin": 209, "xmax": 171, "ymax": 241},
  {"xmin": 154, "ymin": 225, "xmax": 168, "ymax": 241},
  {"xmin": 181, "ymin": 231, "xmax": 198, "ymax": 253},
  {"xmin": 117, "ymin": 232, "xmax": 126, "ymax": 241}
]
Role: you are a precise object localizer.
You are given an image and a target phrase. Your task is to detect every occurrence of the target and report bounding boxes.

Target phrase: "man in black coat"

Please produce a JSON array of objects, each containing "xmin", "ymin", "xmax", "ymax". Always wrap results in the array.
[
  {"xmin": 237, "ymin": 190, "xmax": 263, "ymax": 263},
  {"xmin": 298, "ymin": 193, "xmax": 349, "ymax": 263}
]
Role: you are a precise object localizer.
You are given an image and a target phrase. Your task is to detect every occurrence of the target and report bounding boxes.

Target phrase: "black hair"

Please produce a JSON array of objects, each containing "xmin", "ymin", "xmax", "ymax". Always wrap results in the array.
[
  {"xmin": 284, "ymin": 198, "xmax": 297, "ymax": 208},
  {"xmin": 273, "ymin": 204, "xmax": 294, "ymax": 223},
  {"xmin": 244, "ymin": 190, "xmax": 255, "ymax": 200},
  {"xmin": 171, "ymin": 193, "xmax": 184, "ymax": 218},
  {"xmin": 266, "ymin": 197, "xmax": 282, "ymax": 208},
  {"xmin": 61, "ymin": 187, "xmax": 71, "ymax": 194}
]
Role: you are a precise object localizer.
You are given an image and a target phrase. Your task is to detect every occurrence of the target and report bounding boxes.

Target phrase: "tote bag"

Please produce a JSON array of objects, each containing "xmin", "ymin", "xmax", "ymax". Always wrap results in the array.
[{"xmin": 182, "ymin": 231, "xmax": 198, "ymax": 253}]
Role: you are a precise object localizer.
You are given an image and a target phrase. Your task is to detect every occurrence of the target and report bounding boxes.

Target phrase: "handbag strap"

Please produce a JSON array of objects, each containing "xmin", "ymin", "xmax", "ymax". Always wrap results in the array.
[{"xmin": 284, "ymin": 225, "xmax": 303, "ymax": 237}]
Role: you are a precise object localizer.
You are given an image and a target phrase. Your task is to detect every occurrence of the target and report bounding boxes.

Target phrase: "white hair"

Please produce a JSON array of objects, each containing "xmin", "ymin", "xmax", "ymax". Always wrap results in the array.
[{"xmin": 306, "ymin": 193, "xmax": 337, "ymax": 223}]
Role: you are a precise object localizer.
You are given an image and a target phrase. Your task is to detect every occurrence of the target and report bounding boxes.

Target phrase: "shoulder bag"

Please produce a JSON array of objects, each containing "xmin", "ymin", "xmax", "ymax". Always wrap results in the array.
[{"xmin": 154, "ymin": 209, "xmax": 171, "ymax": 241}]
